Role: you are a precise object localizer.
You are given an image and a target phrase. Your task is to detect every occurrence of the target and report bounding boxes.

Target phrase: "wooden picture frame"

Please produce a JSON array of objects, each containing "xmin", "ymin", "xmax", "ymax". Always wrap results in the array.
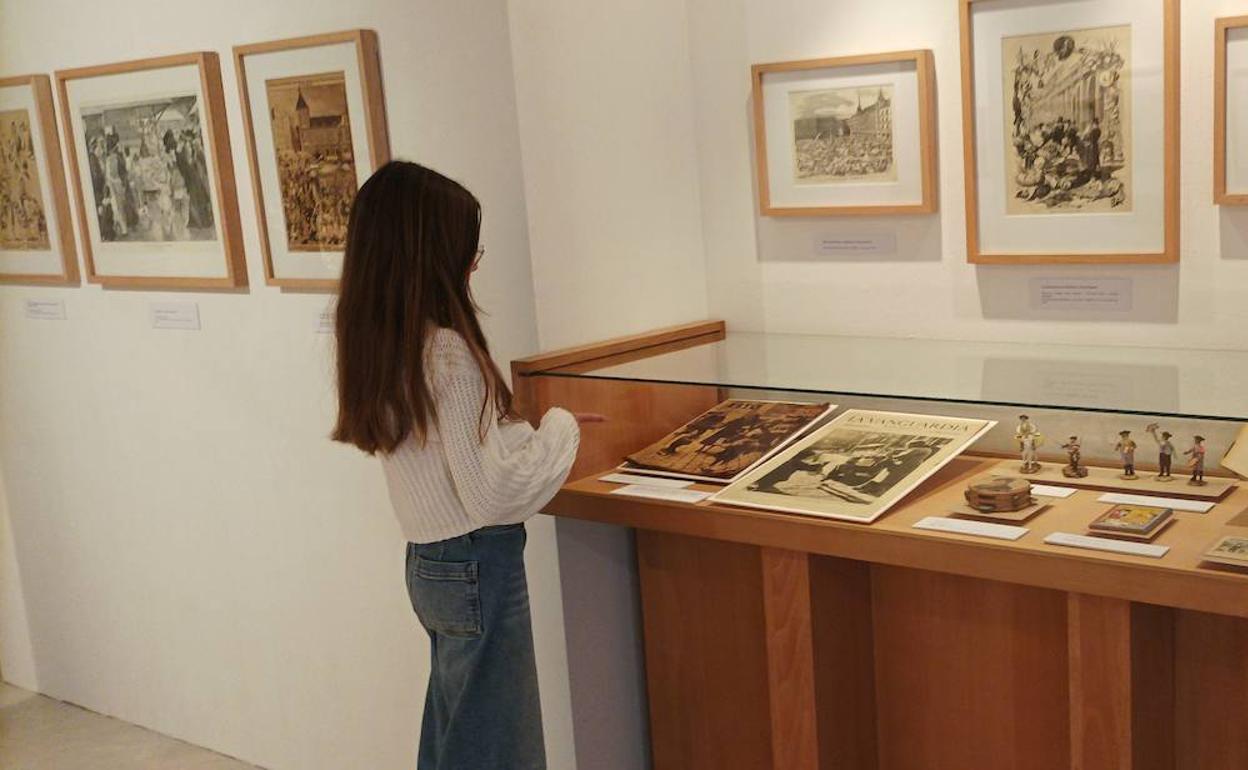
[
  {"xmin": 55, "ymin": 52, "xmax": 247, "ymax": 289},
  {"xmin": 234, "ymin": 29, "xmax": 389, "ymax": 290},
  {"xmin": 1215, "ymin": 15, "xmax": 1248, "ymax": 205},
  {"xmin": 751, "ymin": 50, "xmax": 938, "ymax": 217},
  {"xmin": 0, "ymin": 74, "xmax": 79, "ymax": 284},
  {"xmin": 959, "ymin": 0, "xmax": 1180, "ymax": 264}
]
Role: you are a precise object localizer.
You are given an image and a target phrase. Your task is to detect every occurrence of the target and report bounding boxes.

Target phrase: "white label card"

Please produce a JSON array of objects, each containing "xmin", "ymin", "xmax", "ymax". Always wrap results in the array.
[
  {"xmin": 1097, "ymin": 493, "xmax": 1215, "ymax": 514},
  {"xmin": 598, "ymin": 473, "xmax": 692, "ymax": 489},
  {"xmin": 1045, "ymin": 532, "xmax": 1170, "ymax": 558},
  {"xmin": 149, "ymin": 302, "xmax": 201, "ymax": 330},
  {"xmin": 1030, "ymin": 277, "xmax": 1133, "ymax": 312},
  {"xmin": 814, "ymin": 233, "xmax": 897, "ymax": 256},
  {"xmin": 24, "ymin": 299, "xmax": 67, "ymax": 320},
  {"xmin": 914, "ymin": 516, "xmax": 1029, "ymax": 541},
  {"xmin": 316, "ymin": 309, "xmax": 334, "ymax": 334},
  {"xmin": 1031, "ymin": 484, "xmax": 1078, "ymax": 499},
  {"xmin": 609, "ymin": 485, "xmax": 712, "ymax": 504}
]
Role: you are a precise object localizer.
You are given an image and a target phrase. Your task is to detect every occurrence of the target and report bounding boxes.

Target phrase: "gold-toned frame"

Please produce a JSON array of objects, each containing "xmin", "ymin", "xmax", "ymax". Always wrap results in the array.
[
  {"xmin": 0, "ymin": 74, "xmax": 80, "ymax": 285},
  {"xmin": 234, "ymin": 29, "xmax": 390, "ymax": 291},
  {"xmin": 959, "ymin": 0, "xmax": 1180, "ymax": 264},
  {"xmin": 55, "ymin": 52, "xmax": 246, "ymax": 289},
  {"xmin": 751, "ymin": 50, "xmax": 938, "ymax": 217},
  {"xmin": 1215, "ymin": 15, "xmax": 1248, "ymax": 206}
]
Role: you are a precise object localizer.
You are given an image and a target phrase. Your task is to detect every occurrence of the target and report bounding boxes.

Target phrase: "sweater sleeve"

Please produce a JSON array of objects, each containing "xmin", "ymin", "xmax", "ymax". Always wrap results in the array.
[{"xmin": 430, "ymin": 339, "xmax": 580, "ymax": 527}]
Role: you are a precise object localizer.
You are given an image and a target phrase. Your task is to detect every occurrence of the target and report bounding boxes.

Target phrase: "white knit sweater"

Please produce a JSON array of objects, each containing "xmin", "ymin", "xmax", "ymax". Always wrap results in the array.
[{"xmin": 380, "ymin": 328, "xmax": 580, "ymax": 544}]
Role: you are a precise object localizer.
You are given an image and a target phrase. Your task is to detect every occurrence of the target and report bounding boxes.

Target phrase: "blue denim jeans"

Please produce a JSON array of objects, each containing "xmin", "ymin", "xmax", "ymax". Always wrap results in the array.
[{"xmin": 405, "ymin": 523, "xmax": 546, "ymax": 770}]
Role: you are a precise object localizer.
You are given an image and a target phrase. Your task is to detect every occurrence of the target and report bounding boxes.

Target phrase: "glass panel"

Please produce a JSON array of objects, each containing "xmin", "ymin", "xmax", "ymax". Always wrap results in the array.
[{"xmin": 532, "ymin": 331, "xmax": 1248, "ymax": 422}]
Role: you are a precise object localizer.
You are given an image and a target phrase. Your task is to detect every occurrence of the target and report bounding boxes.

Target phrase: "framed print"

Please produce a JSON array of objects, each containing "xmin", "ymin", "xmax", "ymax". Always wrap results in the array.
[
  {"xmin": 751, "ymin": 50, "xmax": 937, "ymax": 217},
  {"xmin": 56, "ymin": 52, "xmax": 246, "ymax": 288},
  {"xmin": 959, "ymin": 0, "xmax": 1179, "ymax": 264},
  {"xmin": 1215, "ymin": 16, "xmax": 1248, "ymax": 205},
  {"xmin": 0, "ymin": 75, "xmax": 78, "ymax": 284},
  {"xmin": 711, "ymin": 410, "xmax": 996, "ymax": 524},
  {"xmin": 235, "ymin": 29, "xmax": 389, "ymax": 289}
]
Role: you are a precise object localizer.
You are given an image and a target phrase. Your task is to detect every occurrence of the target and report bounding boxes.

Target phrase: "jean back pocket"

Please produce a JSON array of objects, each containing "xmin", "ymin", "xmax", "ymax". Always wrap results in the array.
[{"xmin": 407, "ymin": 556, "xmax": 482, "ymax": 639}]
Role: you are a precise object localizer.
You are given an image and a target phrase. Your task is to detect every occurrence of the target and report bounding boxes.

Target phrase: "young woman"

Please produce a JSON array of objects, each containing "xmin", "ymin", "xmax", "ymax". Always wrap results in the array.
[{"xmin": 332, "ymin": 161, "xmax": 586, "ymax": 769}]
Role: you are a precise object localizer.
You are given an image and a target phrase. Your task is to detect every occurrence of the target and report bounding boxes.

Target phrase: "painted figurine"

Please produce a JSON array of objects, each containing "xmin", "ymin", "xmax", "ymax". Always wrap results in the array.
[
  {"xmin": 1060, "ymin": 435, "xmax": 1088, "ymax": 478},
  {"xmin": 1145, "ymin": 423, "xmax": 1175, "ymax": 481},
  {"xmin": 1015, "ymin": 415, "xmax": 1042, "ymax": 474},
  {"xmin": 1114, "ymin": 430, "xmax": 1138, "ymax": 480},
  {"xmin": 1185, "ymin": 435, "xmax": 1207, "ymax": 486}
]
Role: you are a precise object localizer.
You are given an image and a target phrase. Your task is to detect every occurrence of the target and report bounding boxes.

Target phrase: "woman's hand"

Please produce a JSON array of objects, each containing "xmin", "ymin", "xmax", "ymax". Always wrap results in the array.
[{"xmin": 572, "ymin": 412, "xmax": 606, "ymax": 424}]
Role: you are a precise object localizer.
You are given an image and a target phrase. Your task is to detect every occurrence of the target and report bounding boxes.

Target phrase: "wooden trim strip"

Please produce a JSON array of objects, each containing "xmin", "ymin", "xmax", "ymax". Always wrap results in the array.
[{"xmin": 512, "ymin": 319, "xmax": 726, "ymax": 376}]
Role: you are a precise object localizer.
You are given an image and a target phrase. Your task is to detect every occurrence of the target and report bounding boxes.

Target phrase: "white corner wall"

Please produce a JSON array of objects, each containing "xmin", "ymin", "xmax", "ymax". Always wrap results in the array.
[
  {"xmin": 0, "ymin": 1, "xmax": 577, "ymax": 769},
  {"xmin": 690, "ymin": 0, "xmax": 1248, "ymax": 349}
]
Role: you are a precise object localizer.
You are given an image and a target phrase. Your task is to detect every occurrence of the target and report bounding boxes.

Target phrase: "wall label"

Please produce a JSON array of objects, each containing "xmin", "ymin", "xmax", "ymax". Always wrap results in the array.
[
  {"xmin": 149, "ymin": 302, "xmax": 201, "ymax": 330},
  {"xmin": 814, "ymin": 233, "xmax": 897, "ymax": 256},
  {"xmin": 316, "ymin": 309, "xmax": 334, "ymax": 334},
  {"xmin": 1029, "ymin": 277, "xmax": 1133, "ymax": 312},
  {"xmin": 25, "ymin": 298, "xmax": 67, "ymax": 321}
]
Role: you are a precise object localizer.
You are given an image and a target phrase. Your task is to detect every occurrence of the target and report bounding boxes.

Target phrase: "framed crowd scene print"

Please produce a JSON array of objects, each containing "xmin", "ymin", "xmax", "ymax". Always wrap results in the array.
[
  {"xmin": 55, "ymin": 52, "xmax": 247, "ymax": 288},
  {"xmin": 1215, "ymin": 15, "xmax": 1248, "ymax": 205},
  {"xmin": 0, "ymin": 74, "xmax": 79, "ymax": 284},
  {"xmin": 959, "ymin": 0, "xmax": 1179, "ymax": 264},
  {"xmin": 751, "ymin": 49, "xmax": 937, "ymax": 217},
  {"xmin": 234, "ymin": 29, "xmax": 389, "ymax": 290}
]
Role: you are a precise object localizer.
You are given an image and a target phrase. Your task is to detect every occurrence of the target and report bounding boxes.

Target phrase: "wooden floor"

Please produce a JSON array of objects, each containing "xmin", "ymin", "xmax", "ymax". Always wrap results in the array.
[{"xmin": 0, "ymin": 683, "xmax": 260, "ymax": 770}]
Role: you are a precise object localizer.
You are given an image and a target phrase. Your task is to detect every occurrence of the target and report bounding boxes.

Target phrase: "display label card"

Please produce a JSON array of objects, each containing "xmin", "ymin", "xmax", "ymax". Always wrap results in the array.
[
  {"xmin": 149, "ymin": 302, "xmax": 201, "ymax": 331},
  {"xmin": 609, "ymin": 485, "xmax": 711, "ymax": 503},
  {"xmin": 814, "ymin": 233, "xmax": 897, "ymax": 257},
  {"xmin": 24, "ymin": 298, "xmax": 67, "ymax": 321},
  {"xmin": 316, "ymin": 309, "xmax": 335, "ymax": 334},
  {"xmin": 1029, "ymin": 277, "xmax": 1133, "ymax": 312},
  {"xmin": 913, "ymin": 516, "xmax": 1029, "ymax": 541},
  {"xmin": 1097, "ymin": 492, "xmax": 1215, "ymax": 514},
  {"xmin": 1031, "ymin": 484, "xmax": 1077, "ymax": 499},
  {"xmin": 1044, "ymin": 532, "xmax": 1170, "ymax": 559},
  {"xmin": 598, "ymin": 473, "xmax": 692, "ymax": 489}
]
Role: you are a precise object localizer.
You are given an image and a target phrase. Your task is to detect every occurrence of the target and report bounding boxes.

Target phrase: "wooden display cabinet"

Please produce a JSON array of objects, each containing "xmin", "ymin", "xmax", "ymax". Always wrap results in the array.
[{"xmin": 512, "ymin": 321, "xmax": 1248, "ymax": 770}]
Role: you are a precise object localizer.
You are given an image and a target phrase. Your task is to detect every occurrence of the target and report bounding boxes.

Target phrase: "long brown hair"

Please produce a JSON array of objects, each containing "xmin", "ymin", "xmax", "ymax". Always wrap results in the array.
[{"xmin": 332, "ymin": 161, "xmax": 512, "ymax": 455}]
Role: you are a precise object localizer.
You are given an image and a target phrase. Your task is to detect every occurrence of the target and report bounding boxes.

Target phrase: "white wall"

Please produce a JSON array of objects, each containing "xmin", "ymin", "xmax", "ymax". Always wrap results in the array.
[
  {"xmin": 0, "ymin": 1, "xmax": 577, "ymax": 768},
  {"xmin": 691, "ymin": 0, "xmax": 1248, "ymax": 350}
]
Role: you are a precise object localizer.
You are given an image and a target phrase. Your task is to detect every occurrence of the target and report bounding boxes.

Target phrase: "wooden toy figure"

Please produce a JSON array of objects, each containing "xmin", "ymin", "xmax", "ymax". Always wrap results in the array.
[
  {"xmin": 1115, "ymin": 430, "xmax": 1138, "ymax": 480},
  {"xmin": 1015, "ymin": 415, "xmax": 1042, "ymax": 474},
  {"xmin": 1060, "ymin": 435, "xmax": 1088, "ymax": 478},
  {"xmin": 1185, "ymin": 435, "xmax": 1207, "ymax": 486},
  {"xmin": 1145, "ymin": 423, "xmax": 1175, "ymax": 481}
]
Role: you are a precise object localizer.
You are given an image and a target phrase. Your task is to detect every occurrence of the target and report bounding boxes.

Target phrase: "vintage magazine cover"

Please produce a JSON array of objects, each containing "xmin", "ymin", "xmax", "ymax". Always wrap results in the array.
[
  {"xmin": 621, "ymin": 400, "xmax": 835, "ymax": 484},
  {"xmin": 710, "ymin": 409, "xmax": 997, "ymax": 523},
  {"xmin": 1203, "ymin": 535, "xmax": 1248, "ymax": 568},
  {"xmin": 1088, "ymin": 504, "xmax": 1172, "ymax": 536}
]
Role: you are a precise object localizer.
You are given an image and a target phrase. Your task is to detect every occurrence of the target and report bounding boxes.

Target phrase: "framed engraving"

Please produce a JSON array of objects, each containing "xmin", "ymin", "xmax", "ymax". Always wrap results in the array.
[
  {"xmin": 0, "ymin": 74, "xmax": 78, "ymax": 284},
  {"xmin": 752, "ymin": 50, "xmax": 937, "ymax": 217},
  {"xmin": 56, "ymin": 52, "xmax": 246, "ymax": 288},
  {"xmin": 235, "ymin": 29, "xmax": 389, "ymax": 289},
  {"xmin": 1216, "ymin": 16, "xmax": 1248, "ymax": 205},
  {"xmin": 959, "ymin": 0, "xmax": 1179, "ymax": 264}
]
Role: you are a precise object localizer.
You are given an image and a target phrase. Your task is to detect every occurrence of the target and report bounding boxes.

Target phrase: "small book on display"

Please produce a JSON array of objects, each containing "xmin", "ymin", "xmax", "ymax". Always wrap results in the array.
[
  {"xmin": 1087, "ymin": 504, "xmax": 1174, "ymax": 542},
  {"xmin": 619, "ymin": 400, "xmax": 836, "ymax": 484},
  {"xmin": 1202, "ymin": 535, "xmax": 1248, "ymax": 569}
]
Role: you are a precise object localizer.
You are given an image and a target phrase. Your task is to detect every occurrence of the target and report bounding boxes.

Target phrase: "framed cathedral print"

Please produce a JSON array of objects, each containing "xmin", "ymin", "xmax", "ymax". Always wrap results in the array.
[
  {"xmin": 234, "ymin": 29, "xmax": 389, "ymax": 289},
  {"xmin": 0, "ymin": 75, "xmax": 79, "ymax": 284},
  {"xmin": 959, "ymin": 0, "xmax": 1179, "ymax": 264},
  {"xmin": 56, "ymin": 52, "xmax": 247, "ymax": 288},
  {"xmin": 752, "ymin": 50, "xmax": 937, "ymax": 217},
  {"xmin": 1215, "ymin": 16, "xmax": 1248, "ymax": 205}
]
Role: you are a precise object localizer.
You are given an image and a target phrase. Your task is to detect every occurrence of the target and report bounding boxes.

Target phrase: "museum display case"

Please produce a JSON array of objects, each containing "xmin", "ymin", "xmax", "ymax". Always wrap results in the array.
[{"xmin": 513, "ymin": 320, "xmax": 1248, "ymax": 770}]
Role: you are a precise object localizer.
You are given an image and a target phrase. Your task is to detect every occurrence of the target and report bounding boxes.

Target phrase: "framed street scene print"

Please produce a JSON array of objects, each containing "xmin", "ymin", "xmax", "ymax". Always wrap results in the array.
[
  {"xmin": 0, "ymin": 75, "xmax": 78, "ymax": 284},
  {"xmin": 235, "ymin": 29, "xmax": 389, "ymax": 289},
  {"xmin": 1215, "ymin": 16, "xmax": 1248, "ymax": 205},
  {"xmin": 752, "ymin": 50, "xmax": 937, "ymax": 217},
  {"xmin": 56, "ymin": 52, "xmax": 246, "ymax": 288},
  {"xmin": 959, "ymin": 0, "xmax": 1179, "ymax": 263}
]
